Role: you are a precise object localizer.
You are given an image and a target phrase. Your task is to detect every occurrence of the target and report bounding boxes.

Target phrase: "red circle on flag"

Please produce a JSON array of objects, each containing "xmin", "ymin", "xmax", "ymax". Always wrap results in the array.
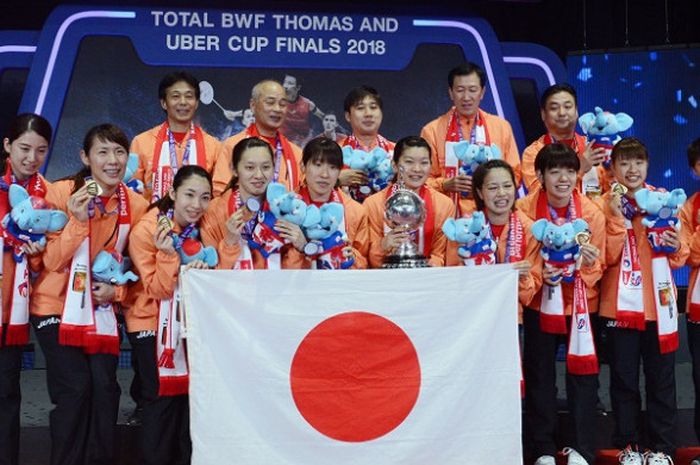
[{"xmin": 290, "ymin": 311, "xmax": 421, "ymax": 442}]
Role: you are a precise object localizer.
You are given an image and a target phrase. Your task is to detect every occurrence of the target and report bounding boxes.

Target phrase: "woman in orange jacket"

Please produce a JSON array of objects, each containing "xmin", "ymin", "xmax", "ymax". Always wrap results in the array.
[
  {"xmin": 446, "ymin": 159, "xmax": 542, "ymax": 312},
  {"xmin": 30, "ymin": 124, "xmax": 148, "ymax": 465},
  {"xmin": 0, "ymin": 113, "xmax": 54, "ymax": 465},
  {"xmin": 200, "ymin": 137, "xmax": 307, "ymax": 269},
  {"xmin": 127, "ymin": 165, "xmax": 214, "ymax": 465},
  {"xmin": 364, "ymin": 135, "xmax": 455, "ymax": 268},
  {"xmin": 286, "ymin": 138, "xmax": 368, "ymax": 269}
]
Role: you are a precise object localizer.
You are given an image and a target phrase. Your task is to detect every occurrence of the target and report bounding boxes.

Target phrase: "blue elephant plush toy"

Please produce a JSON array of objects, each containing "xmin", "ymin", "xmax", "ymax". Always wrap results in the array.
[
  {"xmin": 1, "ymin": 184, "xmax": 68, "ymax": 261},
  {"xmin": 249, "ymin": 182, "xmax": 316, "ymax": 258},
  {"xmin": 442, "ymin": 211, "xmax": 497, "ymax": 265},
  {"xmin": 452, "ymin": 141, "xmax": 501, "ymax": 196},
  {"xmin": 123, "ymin": 153, "xmax": 145, "ymax": 194},
  {"xmin": 531, "ymin": 218, "xmax": 589, "ymax": 283},
  {"xmin": 368, "ymin": 150, "xmax": 394, "ymax": 193},
  {"xmin": 302, "ymin": 202, "xmax": 354, "ymax": 269},
  {"xmin": 92, "ymin": 250, "xmax": 138, "ymax": 285},
  {"xmin": 578, "ymin": 106, "xmax": 634, "ymax": 168},
  {"xmin": 634, "ymin": 187, "xmax": 686, "ymax": 254}
]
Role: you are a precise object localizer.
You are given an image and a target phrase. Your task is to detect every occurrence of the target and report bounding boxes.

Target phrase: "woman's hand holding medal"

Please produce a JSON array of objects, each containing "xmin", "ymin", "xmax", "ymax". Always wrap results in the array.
[
  {"xmin": 67, "ymin": 184, "xmax": 94, "ymax": 223},
  {"xmin": 154, "ymin": 216, "xmax": 176, "ymax": 255},
  {"xmin": 575, "ymin": 230, "xmax": 599, "ymax": 268},
  {"xmin": 276, "ymin": 220, "xmax": 307, "ymax": 252},
  {"xmin": 609, "ymin": 183, "xmax": 627, "ymax": 218}
]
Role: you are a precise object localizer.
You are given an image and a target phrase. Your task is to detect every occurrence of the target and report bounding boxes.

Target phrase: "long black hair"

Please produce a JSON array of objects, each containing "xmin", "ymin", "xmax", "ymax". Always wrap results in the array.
[{"xmin": 0, "ymin": 113, "xmax": 53, "ymax": 174}]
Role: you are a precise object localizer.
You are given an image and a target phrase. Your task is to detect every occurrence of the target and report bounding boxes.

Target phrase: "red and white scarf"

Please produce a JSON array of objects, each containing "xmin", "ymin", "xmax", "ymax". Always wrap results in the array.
[
  {"xmin": 687, "ymin": 193, "xmax": 700, "ymax": 322},
  {"xmin": 59, "ymin": 183, "xmax": 131, "ymax": 355},
  {"xmin": 299, "ymin": 186, "xmax": 348, "ymax": 269},
  {"xmin": 444, "ymin": 109, "xmax": 490, "ymax": 211},
  {"xmin": 615, "ymin": 196, "xmax": 645, "ymax": 330},
  {"xmin": 151, "ymin": 122, "xmax": 206, "ymax": 203},
  {"xmin": 542, "ymin": 133, "xmax": 600, "ymax": 198},
  {"xmin": 618, "ymin": 190, "xmax": 679, "ymax": 353},
  {"xmin": 493, "ymin": 212, "xmax": 526, "ymax": 264},
  {"xmin": 246, "ymin": 125, "xmax": 300, "ymax": 190},
  {"xmin": 156, "ymin": 270, "xmax": 188, "ymax": 396},
  {"xmin": 535, "ymin": 190, "xmax": 582, "ymax": 334},
  {"xmin": 567, "ymin": 270, "xmax": 599, "ymax": 375},
  {"xmin": 384, "ymin": 184, "xmax": 434, "ymax": 256},
  {"xmin": 0, "ymin": 167, "xmax": 47, "ymax": 346}
]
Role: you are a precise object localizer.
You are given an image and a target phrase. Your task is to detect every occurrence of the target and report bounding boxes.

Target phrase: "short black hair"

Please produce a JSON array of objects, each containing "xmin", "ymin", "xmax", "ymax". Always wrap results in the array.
[
  {"xmin": 343, "ymin": 85, "xmax": 383, "ymax": 113},
  {"xmin": 611, "ymin": 137, "xmax": 649, "ymax": 163},
  {"xmin": 393, "ymin": 136, "xmax": 431, "ymax": 164},
  {"xmin": 540, "ymin": 83, "xmax": 577, "ymax": 110},
  {"xmin": 688, "ymin": 137, "xmax": 700, "ymax": 168},
  {"xmin": 158, "ymin": 71, "xmax": 200, "ymax": 101},
  {"xmin": 302, "ymin": 138, "xmax": 343, "ymax": 170},
  {"xmin": 534, "ymin": 142, "xmax": 580, "ymax": 174},
  {"xmin": 448, "ymin": 62, "xmax": 486, "ymax": 88}
]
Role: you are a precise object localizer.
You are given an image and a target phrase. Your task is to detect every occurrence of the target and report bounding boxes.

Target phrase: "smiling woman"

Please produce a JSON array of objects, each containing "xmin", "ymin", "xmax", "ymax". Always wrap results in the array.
[{"xmin": 29, "ymin": 123, "xmax": 149, "ymax": 465}]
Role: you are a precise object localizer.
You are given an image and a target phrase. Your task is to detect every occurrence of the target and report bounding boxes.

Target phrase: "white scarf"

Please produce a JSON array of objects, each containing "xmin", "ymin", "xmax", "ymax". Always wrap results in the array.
[{"xmin": 156, "ymin": 274, "xmax": 189, "ymax": 396}]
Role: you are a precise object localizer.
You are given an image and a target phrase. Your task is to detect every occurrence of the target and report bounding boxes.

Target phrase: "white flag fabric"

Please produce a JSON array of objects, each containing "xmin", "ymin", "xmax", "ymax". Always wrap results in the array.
[{"xmin": 184, "ymin": 265, "xmax": 521, "ymax": 465}]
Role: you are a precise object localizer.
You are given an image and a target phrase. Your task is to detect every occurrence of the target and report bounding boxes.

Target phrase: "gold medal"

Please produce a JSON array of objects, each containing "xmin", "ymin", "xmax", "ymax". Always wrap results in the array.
[
  {"xmin": 575, "ymin": 231, "xmax": 591, "ymax": 246},
  {"xmin": 612, "ymin": 182, "xmax": 628, "ymax": 196},
  {"xmin": 85, "ymin": 180, "xmax": 103, "ymax": 197},
  {"xmin": 157, "ymin": 215, "xmax": 173, "ymax": 232}
]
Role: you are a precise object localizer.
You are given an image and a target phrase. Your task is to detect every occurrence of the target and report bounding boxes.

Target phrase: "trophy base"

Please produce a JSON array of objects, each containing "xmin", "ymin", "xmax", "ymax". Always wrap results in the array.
[{"xmin": 382, "ymin": 254, "xmax": 430, "ymax": 269}]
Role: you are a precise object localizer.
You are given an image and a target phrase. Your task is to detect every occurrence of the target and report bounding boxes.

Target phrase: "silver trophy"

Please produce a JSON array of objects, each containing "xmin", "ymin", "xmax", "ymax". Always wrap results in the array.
[{"xmin": 382, "ymin": 168, "xmax": 429, "ymax": 268}]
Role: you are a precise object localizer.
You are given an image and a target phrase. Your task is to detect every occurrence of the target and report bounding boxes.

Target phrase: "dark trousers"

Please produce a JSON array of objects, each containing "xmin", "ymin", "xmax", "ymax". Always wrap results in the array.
[
  {"xmin": 523, "ymin": 308, "xmax": 599, "ymax": 463},
  {"xmin": 32, "ymin": 316, "xmax": 120, "ymax": 465},
  {"xmin": 687, "ymin": 319, "xmax": 700, "ymax": 443},
  {"xmin": 128, "ymin": 332, "xmax": 191, "ymax": 465},
  {"xmin": 0, "ymin": 342, "xmax": 22, "ymax": 465},
  {"xmin": 605, "ymin": 319, "xmax": 676, "ymax": 455}
]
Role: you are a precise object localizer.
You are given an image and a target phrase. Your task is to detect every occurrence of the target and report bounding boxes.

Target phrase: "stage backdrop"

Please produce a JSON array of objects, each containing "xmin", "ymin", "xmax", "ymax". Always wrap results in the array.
[
  {"xmin": 16, "ymin": 5, "xmax": 567, "ymax": 180},
  {"xmin": 568, "ymin": 47, "xmax": 700, "ymax": 285}
]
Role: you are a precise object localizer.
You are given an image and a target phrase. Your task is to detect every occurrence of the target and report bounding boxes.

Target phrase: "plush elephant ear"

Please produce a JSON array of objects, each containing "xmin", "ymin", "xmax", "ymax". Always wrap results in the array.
[
  {"xmin": 8, "ymin": 184, "xmax": 30, "ymax": 207},
  {"xmin": 441, "ymin": 218, "xmax": 457, "ymax": 240},
  {"xmin": 572, "ymin": 218, "xmax": 589, "ymax": 234},
  {"xmin": 91, "ymin": 251, "xmax": 111, "ymax": 275},
  {"xmin": 577, "ymin": 112, "xmax": 594, "ymax": 133},
  {"xmin": 266, "ymin": 182, "xmax": 287, "ymax": 202},
  {"xmin": 633, "ymin": 188, "xmax": 650, "ymax": 209},
  {"xmin": 669, "ymin": 188, "xmax": 687, "ymax": 207},
  {"xmin": 321, "ymin": 203, "xmax": 344, "ymax": 223},
  {"xmin": 489, "ymin": 144, "xmax": 502, "ymax": 159},
  {"xmin": 531, "ymin": 218, "xmax": 549, "ymax": 241},
  {"xmin": 203, "ymin": 247, "xmax": 219, "ymax": 267},
  {"xmin": 342, "ymin": 146, "xmax": 355, "ymax": 166},
  {"xmin": 615, "ymin": 113, "xmax": 634, "ymax": 132},
  {"xmin": 48, "ymin": 210, "xmax": 69, "ymax": 232},
  {"xmin": 453, "ymin": 141, "xmax": 471, "ymax": 160},
  {"xmin": 302, "ymin": 204, "xmax": 321, "ymax": 229},
  {"xmin": 121, "ymin": 271, "xmax": 139, "ymax": 284}
]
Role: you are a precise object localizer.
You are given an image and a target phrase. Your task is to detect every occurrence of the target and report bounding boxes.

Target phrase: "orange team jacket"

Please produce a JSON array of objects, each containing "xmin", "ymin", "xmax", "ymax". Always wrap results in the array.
[
  {"xmin": 521, "ymin": 135, "xmax": 612, "ymax": 195},
  {"xmin": 420, "ymin": 108, "xmax": 521, "ymax": 215},
  {"xmin": 1, "ymin": 175, "xmax": 49, "ymax": 324},
  {"xmin": 284, "ymin": 188, "xmax": 370, "ymax": 269},
  {"xmin": 30, "ymin": 180, "xmax": 148, "ymax": 317},
  {"xmin": 199, "ymin": 189, "xmax": 297, "ymax": 269},
  {"xmin": 673, "ymin": 192, "xmax": 698, "ymax": 318},
  {"xmin": 125, "ymin": 208, "xmax": 183, "ymax": 332},
  {"xmin": 516, "ymin": 189, "xmax": 606, "ymax": 314},
  {"xmin": 364, "ymin": 185, "xmax": 456, "ymax": 268},
  {"xmin": 210, "ymin": 129, "xmax": 303, "ymax": 196},
  {"xmin": 601, "ymin": 190, "xmax": 689, "ymax": 320},
  {"xmin": 130, "ymin": 123, "xmax": 221, "ymax": 200},
  {"xmin": 445, "ymin": 209, "xmax": 543, "ymax": 310}
]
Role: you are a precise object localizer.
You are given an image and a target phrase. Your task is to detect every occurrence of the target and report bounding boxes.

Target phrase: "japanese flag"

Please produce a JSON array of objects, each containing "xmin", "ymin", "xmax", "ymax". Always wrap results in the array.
[{"xmin": 184, "ymin": 266, "xmax": 521, "ymax": 465}]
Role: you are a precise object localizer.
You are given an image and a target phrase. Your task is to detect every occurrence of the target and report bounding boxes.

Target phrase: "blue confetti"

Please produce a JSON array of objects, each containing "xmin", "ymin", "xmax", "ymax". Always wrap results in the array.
[
  {"xmin": 677, "ymin": 90, "xmax": 682, "ymax": 102},
  {"xmin": 604, "ymin": 54, "xmax": 609, "ymax": 61},
  {"xmin": 634, "ymin": 81, "xmax": 642, "ymax": 88},
  {"xmin": 649, "ymin": 51, "xmax": 658, "ymax": 61},
  {"xmin": 630, "ymin": 65, "xmax": 642, "ymax": 71},
  {"xmin": 689, "ymin": 96, "xmax": 698, "ymax": 109},
  {"xmin": 664, "ymin": 169, "xmax": 673, "ymax": 178},
  {"xmin": 683, "ymin": 53, "xmax": 696, "ymax": 68},
  {"xmin": 577, "ymin": 68, "xmax": 592, "ymax": 81},
  {"xmin": 674, "ymin": 114, "xmax": 688, "ymax": 125},
  {"xmin": 582, "ymin": 55, "xmax": 587, "ymax": 65},
  {"xmin": 613, "ymin": 98, "xmax": 619, "ymax": 104},
  {"xmin": 620, "ymin": 77, "xmax": 628, "ymax": 83}
]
